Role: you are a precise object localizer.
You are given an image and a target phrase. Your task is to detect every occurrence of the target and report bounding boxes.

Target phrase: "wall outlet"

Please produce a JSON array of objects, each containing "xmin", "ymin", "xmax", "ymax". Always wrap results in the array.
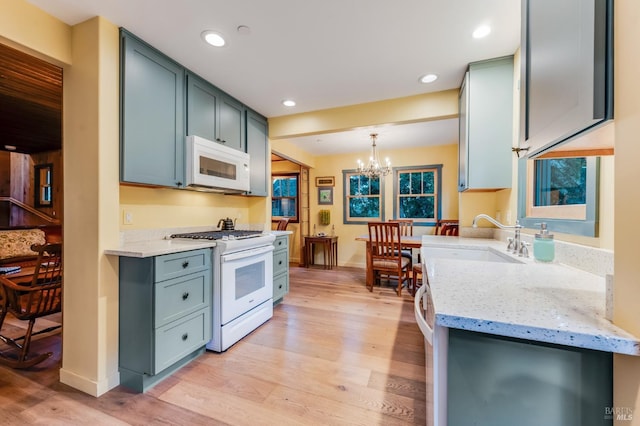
[{"xmin": 123, "ymin": 210, "xmax": 133, "ymax": 225}]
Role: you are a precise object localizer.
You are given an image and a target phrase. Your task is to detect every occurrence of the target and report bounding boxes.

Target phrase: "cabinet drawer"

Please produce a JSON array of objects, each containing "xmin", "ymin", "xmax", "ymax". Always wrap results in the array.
[
  {"xmin": 154, "ymin": 308, "xmax": 210, "ymax": 374},
  {"xmin": 155, "ymin": 249, "xmax": 210, "ymax": 282},
  {"xmin": 273, "ymin": 272, "xmax": 288, "ymax": 302},
  {"xmin": 274, "ymin": 235, "xmax": 288, "ymax": 252},
  {"xmin": 273, "ymin": 251, "xmax": 288, "ymax": 276},
  {"xmin": 155, "ymin": 270, "xmax": 211, "ymax": 327}
]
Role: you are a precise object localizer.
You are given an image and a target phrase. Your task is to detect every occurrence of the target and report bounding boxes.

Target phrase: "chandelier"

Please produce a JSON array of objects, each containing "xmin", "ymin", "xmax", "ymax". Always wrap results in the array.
[{"xmin": 357, "ymin": 133, "xmax": 391, "ymax": 178}]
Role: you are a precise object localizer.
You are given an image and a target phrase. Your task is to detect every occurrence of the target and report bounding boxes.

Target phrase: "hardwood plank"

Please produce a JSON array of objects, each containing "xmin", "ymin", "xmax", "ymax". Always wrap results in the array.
[{"xmin": 0, "ymin": 265, "xmax": 428, "ymax": 425}]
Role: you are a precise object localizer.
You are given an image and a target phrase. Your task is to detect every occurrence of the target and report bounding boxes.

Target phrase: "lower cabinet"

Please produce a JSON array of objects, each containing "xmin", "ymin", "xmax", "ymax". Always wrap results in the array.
[
  {"xmin": 119, "ymin": 248, "xmax": 212, "ymax": 392},
  {"xmin": 273, "ymin": 234, "xmax": 289, "ymax": 304}
]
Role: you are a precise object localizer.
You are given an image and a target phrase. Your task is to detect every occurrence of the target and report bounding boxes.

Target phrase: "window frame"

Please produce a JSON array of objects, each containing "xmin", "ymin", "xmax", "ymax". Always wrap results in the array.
[
  {"xmin": 392, "ymin": 164, "xmax": 442, "ymax": 226},
  {"xmin": 342, "ymin": 169, "xmax": 385, "ymax": 224},
  {"xmin": 271, "ymin": 172, "xmax": 300, "ymax": 223},
  {"xmin": 518, "ymin": 156, "xmax": 599, "ymax": 237}
]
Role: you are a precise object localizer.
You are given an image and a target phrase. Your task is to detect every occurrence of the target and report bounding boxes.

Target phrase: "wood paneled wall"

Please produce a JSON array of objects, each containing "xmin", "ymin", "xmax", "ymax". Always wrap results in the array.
[{"xmin": 0, "ymin": 150, "xmax": 62, "ymax": 227}]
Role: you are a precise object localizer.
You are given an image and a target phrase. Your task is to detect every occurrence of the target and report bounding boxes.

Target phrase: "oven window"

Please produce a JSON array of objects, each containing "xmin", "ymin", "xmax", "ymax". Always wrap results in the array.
[
  {"xmin": 235, "ymin": 261, "xmax": 265, "ymax": 300},
  {"xmin": 200, "ymin": 156, "xmax": 237, "ymax": 179}
]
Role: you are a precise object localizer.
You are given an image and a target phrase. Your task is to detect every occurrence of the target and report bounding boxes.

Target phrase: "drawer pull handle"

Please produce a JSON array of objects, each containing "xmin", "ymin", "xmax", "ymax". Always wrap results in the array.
[
  {"xmin": 182, "ymin": 292, "xmax": 189, "ymax": 300},
  {"xmin": 182, "ymin": 261, "xmax": 189, "ymax": 269},
  {"xmin": 182, "ymin": 333, "xmax": 188, "ymax": 341}
]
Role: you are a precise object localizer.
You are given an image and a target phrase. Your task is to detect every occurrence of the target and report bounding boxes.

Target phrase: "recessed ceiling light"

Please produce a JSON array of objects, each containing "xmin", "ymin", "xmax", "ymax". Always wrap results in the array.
[
  {"xmin": 4, "ymin": 145, "xmax": 17, "ymax": 151},
  {"xmin": 282, "ymin": 99, "xmax": 296, "ymax": 107},
  {"xmin": 472, "ymin": 25, "xmax": 491, "ymax": 39},
  {"xmin": 419, "ymin": 74, "xmax": 438, "ymax": 84},
  {"xmin": 201, "ymin": 30, "xmax": 226, "ymax": 47}
]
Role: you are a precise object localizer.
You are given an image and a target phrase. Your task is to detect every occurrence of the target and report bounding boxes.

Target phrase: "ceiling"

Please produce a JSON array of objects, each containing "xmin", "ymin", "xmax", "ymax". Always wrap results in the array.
[
  {"xmin": 15, "ymin": 0, "xmax": 520, "ymax": 155},
  {"xmin": 0, "ymin": 43, "xmax": 62, "ymax": 154}
]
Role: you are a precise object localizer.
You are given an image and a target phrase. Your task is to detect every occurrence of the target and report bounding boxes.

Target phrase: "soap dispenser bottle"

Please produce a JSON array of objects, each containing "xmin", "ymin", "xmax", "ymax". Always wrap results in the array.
[{"xmin": 533, "ymin": 223, "xmax": 555, "ymax": 262}]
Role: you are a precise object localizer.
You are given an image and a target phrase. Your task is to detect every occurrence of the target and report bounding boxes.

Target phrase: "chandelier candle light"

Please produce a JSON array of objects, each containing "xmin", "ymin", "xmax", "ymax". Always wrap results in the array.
[{"xmin": 357, "ymin": 133, "xmax": 391, "ymax": 178}]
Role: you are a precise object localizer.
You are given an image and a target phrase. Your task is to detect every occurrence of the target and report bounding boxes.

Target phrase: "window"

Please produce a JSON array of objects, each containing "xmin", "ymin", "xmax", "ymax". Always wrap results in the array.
[
  {"xmin": 519, "ymin": 156, "xmax": 598, "ymax": 236},
  {"xmin": 343, "ymin": 171, "xmax": 384, "ymax": 224},
  {"xmin": 272, "ymin": 173, "xmax": 299, "ymax": 222},
  {"xmin": 394, "ymin": 165, "xmax": 442, "ymax": 224}
]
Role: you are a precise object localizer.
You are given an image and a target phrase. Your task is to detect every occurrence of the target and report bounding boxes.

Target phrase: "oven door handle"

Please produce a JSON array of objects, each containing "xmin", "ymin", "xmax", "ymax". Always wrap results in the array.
[
  {"xmin": 414, "ymin": 283, "xmax": 434, "ymax": 346},
  {"xmin": 222, "ymin": 245, "xmax": 275, "ymax": 262}
]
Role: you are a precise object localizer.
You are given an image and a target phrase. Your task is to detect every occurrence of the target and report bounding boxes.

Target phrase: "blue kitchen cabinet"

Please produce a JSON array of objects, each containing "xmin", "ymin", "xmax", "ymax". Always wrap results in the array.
[
  {"xmin": 520, "ymin": 0, "xmax": 613, "ymax": 157},
  {"xmin": 458, "ymin": 56, "xmax": 514, "ymax": 191},
  {"xmin": 118, "ymin": 248, "xmax": 212, "ymax": 392},
  {"xmin": 272, "ymin": 234, "xmax": 290, "ymax": 304},
  {"xmin": 120, "ymin": 30, "xmax": 185, "ymax": 187},
  {"xmin": 447, "ymin": 329, "xmax": 612, "ymax": 426},
  {"xmin": 218, "ymin": 94, "xmax": 245, "ymax": 152},
  {"xmin": 186, "ymin": 72, "xmax": 245, "ymax": 152},
  {"xmin": 245, "ymin": 108, "xmax": 269, "ymax": 197}
]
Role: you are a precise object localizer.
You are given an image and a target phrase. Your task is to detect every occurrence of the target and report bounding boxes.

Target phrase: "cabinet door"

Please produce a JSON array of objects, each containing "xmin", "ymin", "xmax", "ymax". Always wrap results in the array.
[
  {"xmin": 458, "ymin": 72, "xmax": 469, "ymax": 191},
  {"xmin": 245, "ymin": 109, "xmax": 269, "ymax": 196},
  {"xmin": 218, "ymin": 95, "xmax": 245, "ymax": 151},
  {"xmin": 521, "ymin": 0, "xmax": 612, "ymax": 156},
  {"xmin": 186, "ymin": 72, "xmax": 218, "ymax": 142},
  {"xmin": 121, "ymin": 32, "xmax": 185, "ymax": 187},
  {"xmin": 458, "ymin": 57, "xmax": 513, "ymax": 192}
]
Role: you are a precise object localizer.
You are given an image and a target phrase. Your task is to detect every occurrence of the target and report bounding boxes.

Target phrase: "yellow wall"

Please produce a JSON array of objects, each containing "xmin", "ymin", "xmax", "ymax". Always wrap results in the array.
[
  {"xmin": 307, "ymin": 143, "xmax": 458, "ymax": 268},
  {"xmin": 119, "ymin": 186, "xmax": 253, "ymax": 229},
  {"xmin": 60, "ymin": 16, "xmax": 121, "ymax": 395},
  {"xmin": 614, "ymin": 1, "xmax": 640, "ymax": 423},
  {"xmin": 0, "ymin": 0, "xmax": 71, "ymax": 65}
]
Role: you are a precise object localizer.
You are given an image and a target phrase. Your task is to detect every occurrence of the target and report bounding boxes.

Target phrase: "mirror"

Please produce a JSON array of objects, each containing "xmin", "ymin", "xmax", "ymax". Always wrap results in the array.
[{"xmin": 34, "ymin": 163, "xmax": 53, "ymax": 207}]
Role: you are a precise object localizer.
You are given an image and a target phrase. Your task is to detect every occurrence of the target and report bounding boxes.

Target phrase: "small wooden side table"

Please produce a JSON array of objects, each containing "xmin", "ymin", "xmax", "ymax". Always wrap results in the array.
[{"xmin": 304, "ymin": 235, "xmax": 338, "ymax": 269}]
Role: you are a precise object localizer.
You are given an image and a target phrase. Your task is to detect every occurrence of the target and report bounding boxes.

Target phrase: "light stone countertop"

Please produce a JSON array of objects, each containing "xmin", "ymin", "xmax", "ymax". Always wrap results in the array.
[
  {"xmin": 104, "ymin": 238, "xmax": 217, "ymax": 258},
  {"xmin": 104, "ymin": 227, "xmax": 289, "ymax": 258},
  {"xmin": 420, "ymin": 235, "xmax": 640, "ymax": 356}
]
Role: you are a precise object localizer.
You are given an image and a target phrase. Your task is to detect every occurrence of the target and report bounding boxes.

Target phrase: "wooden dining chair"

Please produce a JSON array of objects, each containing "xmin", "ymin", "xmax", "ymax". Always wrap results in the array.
[
  {"xmin": 0, "ymin": 243, "xmax": 62, "ymax": 369},
  {"xmin": 388, "ymin": 219, "xmax": 414, "ymax": 262},
  {"xmin": 276, "ymin": 217, "xmax": 290, "ymax": 231},
  {"xmin": 435, "ymin": 219, "xmax": 459, "ymax": 236},
  {"xmin": 367, "ymin": 222, "xmax": 412, "ymax": 296}
]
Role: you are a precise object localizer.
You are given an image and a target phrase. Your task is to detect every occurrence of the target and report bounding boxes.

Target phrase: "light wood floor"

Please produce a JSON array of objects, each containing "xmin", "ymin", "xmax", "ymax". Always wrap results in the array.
[{"xmin": 0, "ymin": 265, "xmax": 428, "ymax": 425}]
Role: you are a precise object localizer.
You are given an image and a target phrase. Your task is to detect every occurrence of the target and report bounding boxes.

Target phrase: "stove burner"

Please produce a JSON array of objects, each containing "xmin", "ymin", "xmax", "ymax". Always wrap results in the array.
[{"xmin": 170, "ymin": 230, "xmax": 264, "ymax": 241}]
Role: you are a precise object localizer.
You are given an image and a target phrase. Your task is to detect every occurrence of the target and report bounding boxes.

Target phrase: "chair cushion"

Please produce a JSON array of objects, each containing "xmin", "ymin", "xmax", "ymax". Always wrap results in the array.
[
  {"xmin": 373, "ymin": 257, "xmax": 411, "ymax": 270},
  {"xmin": 0, "ymin": 229, "xmax": 46, "ymax": 260}
]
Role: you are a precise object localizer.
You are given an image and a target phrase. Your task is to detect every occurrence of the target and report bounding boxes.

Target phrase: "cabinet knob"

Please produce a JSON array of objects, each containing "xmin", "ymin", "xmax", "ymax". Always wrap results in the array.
[
  {"xmin": 182, "ymin": 261, "xmax": 189, "ymax": 268},
  {"xmin": 278, "ymin": 260, "xmax": 283, "ymax": 265},
  {"xmin": 176, "ymin": 181, "xmax": 183, "ymax": 187},
  {"xmin": 279, "ymin": 284, "xmax": 283, "ymax": 289},
  {"xmin": 181, "ymin": 333, "xmax": 188, "ymax": 341},
  {"xmin": 182, "ymin": 292, "xmax": 189, "ymax": 300}
]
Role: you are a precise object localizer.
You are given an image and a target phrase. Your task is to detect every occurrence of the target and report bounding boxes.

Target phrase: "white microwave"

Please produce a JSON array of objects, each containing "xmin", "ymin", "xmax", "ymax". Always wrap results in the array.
[{"xmin": 185, "ymin": 135, "xmax": 250, "ymax": 192}]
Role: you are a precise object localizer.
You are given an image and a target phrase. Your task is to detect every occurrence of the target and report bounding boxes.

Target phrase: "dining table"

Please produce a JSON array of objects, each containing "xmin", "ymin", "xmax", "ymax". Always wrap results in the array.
[{"xmin": 355, "ymin": 234, "xmax": 423, "ymax": 289}]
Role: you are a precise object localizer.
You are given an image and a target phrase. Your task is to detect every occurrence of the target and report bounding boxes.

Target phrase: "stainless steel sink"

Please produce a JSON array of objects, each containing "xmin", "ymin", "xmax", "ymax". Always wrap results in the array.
[{"xmin": 422, "ymin": 246, "xmax": 523, "ymax": 263}]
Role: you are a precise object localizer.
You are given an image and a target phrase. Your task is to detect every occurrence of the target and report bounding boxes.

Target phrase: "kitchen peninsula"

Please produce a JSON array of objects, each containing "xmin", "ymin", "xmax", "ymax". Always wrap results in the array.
[{"xmin": 416, "ymin": 236, "xmax": 639, "ymax": 426}]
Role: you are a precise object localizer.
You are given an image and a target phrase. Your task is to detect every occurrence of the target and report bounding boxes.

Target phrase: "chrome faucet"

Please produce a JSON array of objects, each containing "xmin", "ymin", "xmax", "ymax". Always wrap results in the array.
[{"xmin": 472, "ymin": 214, "xmax": 525, "ymax": 256}]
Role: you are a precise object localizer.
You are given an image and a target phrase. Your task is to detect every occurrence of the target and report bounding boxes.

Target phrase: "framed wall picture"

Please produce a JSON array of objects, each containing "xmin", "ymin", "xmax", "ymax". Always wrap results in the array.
[
  {"xmin": 318, "ymin": 187, "xmax": 333, "ymax": 205},
  {"xmin": 315, "ymin": 176, "xmax": 335, "ymax": 187}
]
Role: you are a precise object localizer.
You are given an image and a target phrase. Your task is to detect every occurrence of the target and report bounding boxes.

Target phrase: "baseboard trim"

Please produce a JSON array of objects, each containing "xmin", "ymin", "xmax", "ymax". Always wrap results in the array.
[{"xmin": 59, "ymin": 367, "xmax": 120, "ymax": 397}]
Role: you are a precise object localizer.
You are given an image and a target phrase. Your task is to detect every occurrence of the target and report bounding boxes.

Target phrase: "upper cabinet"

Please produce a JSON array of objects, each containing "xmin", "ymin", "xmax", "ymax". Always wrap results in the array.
[
  {"xmin": 186, "ymin": 72, "xmax": 245, "ymax": 152},
  {"xmin": 458, "ymin": 56, "xmax": 514, "ymax": 192},
  {"xmin": 218, "ymin": 95, "xmax": 245, "ymax": 152},
  {"xmin": 520, "ymin": 0, "xmax": 613, "ymax": 157},
  {"xmin": 245, "ymin": 109, "xmax": 269, "ymax": 197},
  {"xmin": 121, "ymin": 29, "xmax": 267, "ymax": 195},
  {"xmin": 121, "ymin": 31, "xmax": 185, "ymax": 188}
]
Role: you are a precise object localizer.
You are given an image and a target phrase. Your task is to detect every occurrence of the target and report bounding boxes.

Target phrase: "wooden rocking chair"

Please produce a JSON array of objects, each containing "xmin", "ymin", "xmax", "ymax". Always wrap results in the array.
[{"xmin": 0, "ymin": 243, "xmax": 62, "ymax": 368}]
